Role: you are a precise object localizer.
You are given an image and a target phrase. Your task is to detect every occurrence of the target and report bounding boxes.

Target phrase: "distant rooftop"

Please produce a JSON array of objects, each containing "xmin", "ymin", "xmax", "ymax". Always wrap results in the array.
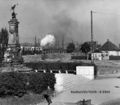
[{"xmin": 100, "ymin": 39, "xmax": 119, "ymax": 51}]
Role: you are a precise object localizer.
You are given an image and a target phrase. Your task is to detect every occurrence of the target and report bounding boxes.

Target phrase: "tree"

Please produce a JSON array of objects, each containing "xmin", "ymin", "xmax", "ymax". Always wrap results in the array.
[
  {"xmin": 0, "ymin": 28, "xmax": 9, "ymax": 62},
  {"xmin": 80, "ymin": 42, "xmax": 90, "ymax": 59},
  {"xmin": 66, "ymin": 42, "xmax": 75, "ymax": 53}
]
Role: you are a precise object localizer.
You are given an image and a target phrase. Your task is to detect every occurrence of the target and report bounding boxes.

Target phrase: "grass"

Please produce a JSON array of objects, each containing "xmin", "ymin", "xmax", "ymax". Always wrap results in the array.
[{"xmin": 22, "ymin": 53, "xmax": 71, "ymax": 63}]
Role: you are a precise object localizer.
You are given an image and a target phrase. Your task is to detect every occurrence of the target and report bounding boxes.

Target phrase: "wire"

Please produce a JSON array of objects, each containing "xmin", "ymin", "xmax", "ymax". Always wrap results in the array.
[{"xmin": 92, "ymin": 10, "xmax": 120, "ymax": 16}]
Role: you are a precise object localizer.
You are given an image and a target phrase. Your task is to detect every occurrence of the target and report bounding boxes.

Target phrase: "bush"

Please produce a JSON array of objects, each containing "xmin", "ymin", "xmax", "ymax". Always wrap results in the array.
[
  {"xmin": 28, "ymin": 73, "xmax": 55, "ymax": 93},
  {"xmin": 0, "ymin": 72, "xmax": 27, "ymax": 97},
  {"xmin": 28, "ymin": 73, "xmax": 48, "ymax": 94},
  {"xmin": 71, "ymin": 56, "xmax": 87, "ymax": 60},
  {"xmin": 0, "ymin": 72, "xmax": 56, "ymax": 97},
  {"xmin": 66, "ymin": 42, "xmax": 75, "ymax": 53},
  {"xmin": 43, "ymin": 73, "xmax": 56, "ymax": 90}
]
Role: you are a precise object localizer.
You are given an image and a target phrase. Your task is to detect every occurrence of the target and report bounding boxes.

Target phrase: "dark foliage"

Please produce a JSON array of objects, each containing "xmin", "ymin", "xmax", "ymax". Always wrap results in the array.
[
  {"xmin": 0, "ymin": 28, "xmax": 9, "ymax": 62},
  {"xmin": 66, "ymin": 42, "xmax": 75, "ymax": 53},
  {"xmin": 109, "ymin": 56, "xmax": 120, "ymax": 60},
  {"xmin": 71, "ymin": 56, "xmax": 87, "ymax": 60},
  {"xmin": 0, "ymin": 72, "xmax": 56, "ymax": 97},
  {"xmin": 80, "ymin": 42, "xmax": 91, "ymax": 54},
  {"xmin": 0, "ymin": 72, "xmax": 27, "ymax": 97},
  {"xmin": 28, "ymin": 73, "xmax": 48, "ymax": 94},
  {"xmin": 43, "ymin": 73, "xmax": 56, "ymax": 90},
  {"xmin": 28, "ymin": 73, "xmax": 56, "ymax": 93},
  {"xmin": 25, "ymin": 61, "xmax": 95, "ymax": 72}
]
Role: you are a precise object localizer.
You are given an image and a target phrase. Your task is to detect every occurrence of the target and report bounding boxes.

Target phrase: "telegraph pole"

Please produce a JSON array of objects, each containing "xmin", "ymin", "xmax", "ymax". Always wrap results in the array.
[{"xmin": 91, "ymin": 10, "xmax": 94, "ymax": 63}]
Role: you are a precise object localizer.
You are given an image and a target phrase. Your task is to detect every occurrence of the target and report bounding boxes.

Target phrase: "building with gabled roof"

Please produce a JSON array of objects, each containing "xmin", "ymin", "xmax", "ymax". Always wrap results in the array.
[
  {"xmin": 92, "ymin": 39, "xmax": 120, "ymax": 60},
  {"xmin": 99, "ymin": 39, "xmax": 120, "ymax": 60},
  {"xmin": 100, "ymin": 39, "xmax": 119, "ymax": 51}
]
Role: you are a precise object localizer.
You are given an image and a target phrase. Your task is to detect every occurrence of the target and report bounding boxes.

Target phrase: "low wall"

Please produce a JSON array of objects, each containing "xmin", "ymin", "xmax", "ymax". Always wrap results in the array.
[
  {"xmin": 71, "ymin": 56, "xmax": 87, "ymax": 60},
  {"xmin": 76, "ymin": 66, "xmax": 95, "ymax": 80},
  {"xmin": 109, "ymin": 56, "xmax": 120, "ymax": 60}
]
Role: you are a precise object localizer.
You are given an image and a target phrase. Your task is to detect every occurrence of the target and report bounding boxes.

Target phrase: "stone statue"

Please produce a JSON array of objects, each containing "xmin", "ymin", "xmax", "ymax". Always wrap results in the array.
[
  {"xmin": 11, "ymin": 4, "xmax": 18, "ymax": 19},
  {"xmin": 12, "ymin": 12, "xmax": 16, "ymax": 19}
]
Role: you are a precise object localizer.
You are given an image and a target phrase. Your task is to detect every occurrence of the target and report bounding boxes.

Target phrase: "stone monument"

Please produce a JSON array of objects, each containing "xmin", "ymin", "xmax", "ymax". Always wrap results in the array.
[
  {"xmin": 4, "ymin": 4, "xmax": 23, "ymax": 64},
  {"xmin": 1, "ymin": 4, "xmax": 31, "ymax": 72}
]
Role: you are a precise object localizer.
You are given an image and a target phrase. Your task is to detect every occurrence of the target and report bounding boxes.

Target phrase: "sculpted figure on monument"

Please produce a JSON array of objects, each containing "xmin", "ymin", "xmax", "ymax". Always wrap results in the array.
[
  {"xmin": 11, "ymin": 4, "xmax": 16, "ymax": 12},
  {"xmin": 11, "ymin": 4, "xmax": 17, "ymax": 19},
  {"xmin": 12, "ymin": 12, "xmax": 16, "ymax": 19}
]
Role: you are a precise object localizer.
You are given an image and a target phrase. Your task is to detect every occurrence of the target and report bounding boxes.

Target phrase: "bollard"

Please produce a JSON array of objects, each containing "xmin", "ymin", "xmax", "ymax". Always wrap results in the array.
[
  {"xmin": 35, "ymin": 69, "xmax": 38, "ymax": 72},
  {"xmin": 43, "ymin": 70, "xmax": 46, "ymax": 73},
  {"xmin": 50, "ymin": 70, "xmax": 53, "ymax": 73},
  {"xmin": 59, "ymin": 70, "xmax": 61, "ymax": 74},
  {"xmin": 65, "ymin": 70, "xmax": 68, "ymax": 74}
]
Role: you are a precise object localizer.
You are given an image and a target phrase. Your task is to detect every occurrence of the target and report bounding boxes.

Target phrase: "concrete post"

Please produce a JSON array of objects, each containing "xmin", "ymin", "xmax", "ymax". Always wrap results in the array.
[
  {"xmin": 65, "ymin": 70, "xmax": 68, "ymax": 74},
  {"xmin": 59, "ymin": 70, "xmax": 61, "ymax": 74},
  {"xmin": 50, "ymin": 70, "xmax": 53, "ymax": 73},
  {"xmin": 43, "ymin": 70, "xmax": 46, "ymax": 73}
]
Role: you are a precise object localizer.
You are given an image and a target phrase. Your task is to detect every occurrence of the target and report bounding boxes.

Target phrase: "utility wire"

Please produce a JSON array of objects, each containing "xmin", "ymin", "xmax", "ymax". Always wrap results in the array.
[{"xmin": 92, "ymin": 10, "xmax": 120, "ymax": 16}]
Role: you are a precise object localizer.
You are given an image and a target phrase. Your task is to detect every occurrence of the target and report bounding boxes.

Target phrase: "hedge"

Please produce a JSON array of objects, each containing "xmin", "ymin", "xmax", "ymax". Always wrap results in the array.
[
  {"xmin": 109, "ymin": 56, "xmax": 120, "ymax": 60},
  {"xmin": 0, "ymin": 72, "xmax": 56, "ymax": 97},
  {"xmin": 25, "ymin": 61, "xmax": 95, "ymax": 72},
  {"xmin": 28, "ymin": 73, "xmax": 55, "ymax": 94},
  {"xmin": 0, "ymin": 72, "xmax": 27, "ymax": 97},
  {"xmin": 71, "ymin": 56, "xmax": 87, "ymax": 60}
]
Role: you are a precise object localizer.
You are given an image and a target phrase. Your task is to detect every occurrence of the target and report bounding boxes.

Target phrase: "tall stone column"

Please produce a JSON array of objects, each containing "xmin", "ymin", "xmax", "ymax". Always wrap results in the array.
[{"xmin": 8, "ymin": 18, "xmax": 19, "ymax": 45}]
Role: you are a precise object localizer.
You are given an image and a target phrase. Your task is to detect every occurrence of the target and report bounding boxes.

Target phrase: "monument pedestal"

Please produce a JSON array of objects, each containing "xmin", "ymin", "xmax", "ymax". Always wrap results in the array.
[
  {"xmin": 2, "ymin": 44, "xmax": 31, "ymax": 72},
  {"xmin": 4, "ymin": 44, "xmax": 23, "ymax": 64}
]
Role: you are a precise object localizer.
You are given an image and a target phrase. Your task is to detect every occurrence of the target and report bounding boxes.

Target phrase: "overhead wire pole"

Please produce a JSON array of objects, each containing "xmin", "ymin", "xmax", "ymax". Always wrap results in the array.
[{"xmin": 91, "ymin": 10, "xmax": 94, "ymax": 63}]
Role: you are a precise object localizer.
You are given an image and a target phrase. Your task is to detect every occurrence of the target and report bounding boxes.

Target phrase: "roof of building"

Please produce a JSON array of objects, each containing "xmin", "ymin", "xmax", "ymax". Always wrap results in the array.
[
  {"xmin": 93, "ymin": 51, "xmax": 101, "ymax": 53},
  {"xmin": 100, "ymin": 39, "xmax": 119, "ymax": 51}
]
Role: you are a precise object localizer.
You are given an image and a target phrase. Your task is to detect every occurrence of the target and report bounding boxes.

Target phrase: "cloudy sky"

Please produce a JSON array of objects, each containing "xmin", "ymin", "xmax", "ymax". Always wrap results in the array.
[{"xmin": 0, "ymin": 0, "xmax": 120, "ymax": 45}]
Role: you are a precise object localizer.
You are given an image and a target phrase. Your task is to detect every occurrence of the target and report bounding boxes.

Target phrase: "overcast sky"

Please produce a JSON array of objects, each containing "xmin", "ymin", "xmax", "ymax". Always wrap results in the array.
[{"xmin": 0, "ymin": 0, "xmax": 120, "ymax": 45}]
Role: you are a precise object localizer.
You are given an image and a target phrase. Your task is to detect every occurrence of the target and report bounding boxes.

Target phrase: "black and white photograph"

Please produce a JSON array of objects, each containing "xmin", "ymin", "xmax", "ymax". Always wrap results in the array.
[{"xmin": 0, "ymin": 0, "xmax": 120, "ymax": 105}]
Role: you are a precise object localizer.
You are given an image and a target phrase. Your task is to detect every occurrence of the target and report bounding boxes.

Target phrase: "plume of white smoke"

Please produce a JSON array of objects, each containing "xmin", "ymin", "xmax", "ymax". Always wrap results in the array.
[{"xmin": 40, "ymin": 34, "xmax": 55, "ymax": 47}]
